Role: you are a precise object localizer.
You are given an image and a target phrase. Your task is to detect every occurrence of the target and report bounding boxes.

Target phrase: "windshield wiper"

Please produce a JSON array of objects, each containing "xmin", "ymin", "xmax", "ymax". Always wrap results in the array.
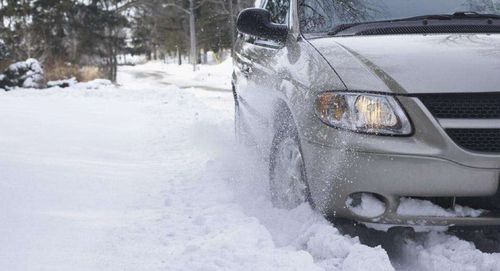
[
  {"xmin": 328, "ymin": 11, "xmax": 500, "ymax": 36},
  {"xmin": 450, "ymin": 11, "xmax": 500, "ymax": 19},
  {"xmin": 392, "ymin": 11, "xmax": 500, "ymax": 21}
]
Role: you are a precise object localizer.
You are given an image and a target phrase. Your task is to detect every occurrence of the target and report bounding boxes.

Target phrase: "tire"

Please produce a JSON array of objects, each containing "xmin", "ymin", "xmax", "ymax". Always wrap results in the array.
[{"xmin": 269, "ymin": 116, "xmax": 312, "ymax": 209}]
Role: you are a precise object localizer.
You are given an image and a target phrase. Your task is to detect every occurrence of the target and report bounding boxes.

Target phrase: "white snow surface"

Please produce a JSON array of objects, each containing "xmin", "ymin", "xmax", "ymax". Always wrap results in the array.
[
  {"xmin": 1, "ymin": 60, "xmax": 499, "ymax": 271},
  {"xmin": 45, "ymin": 78, "xmax": 112, "ymax": 90},
  {"xmin": 398, "ymin": 232, "xmax": 500, "ymax": 271},
  {"xmin": 397, "ymin": 197, "xmax": 484, "ymax": 218},
  {"xmin": 134, "ymin": 58, "xmax": 233, "ymax": 91},
  {"xmin": 346, "ymin": 193, "xmax": 386, "ymax": 218}
]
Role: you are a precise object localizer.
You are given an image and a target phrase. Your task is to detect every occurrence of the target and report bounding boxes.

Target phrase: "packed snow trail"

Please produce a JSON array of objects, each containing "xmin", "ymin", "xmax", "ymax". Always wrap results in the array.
[{"xmin": 0, "ymin": 61, "xmax": 498, "ymax": 271}]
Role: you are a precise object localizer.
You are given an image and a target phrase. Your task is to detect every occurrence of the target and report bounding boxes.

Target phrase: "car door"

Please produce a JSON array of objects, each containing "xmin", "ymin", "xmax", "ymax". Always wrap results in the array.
[{"xmin": 233, "ymin": 0, "xmax": 290, "ymax": 147}]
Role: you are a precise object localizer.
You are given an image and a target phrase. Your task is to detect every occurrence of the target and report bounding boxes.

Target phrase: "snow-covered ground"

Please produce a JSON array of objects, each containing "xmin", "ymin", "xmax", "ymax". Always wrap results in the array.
[{"xmin": 1, "ymin": 61, "xmax": 499, "ymax": 271}]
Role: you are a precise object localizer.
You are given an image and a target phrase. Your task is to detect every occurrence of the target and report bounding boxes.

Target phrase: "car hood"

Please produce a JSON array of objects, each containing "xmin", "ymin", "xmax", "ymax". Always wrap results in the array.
[{"xmin": 308, "ymin": 34, "xmax": 500, "ymax": 94}]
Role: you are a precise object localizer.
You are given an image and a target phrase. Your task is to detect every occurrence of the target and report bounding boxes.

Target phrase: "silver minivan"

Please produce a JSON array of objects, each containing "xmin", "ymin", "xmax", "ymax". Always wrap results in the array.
[{"xmin": 233, "ymin": 0, "xmax": 500, "ymax": 229}]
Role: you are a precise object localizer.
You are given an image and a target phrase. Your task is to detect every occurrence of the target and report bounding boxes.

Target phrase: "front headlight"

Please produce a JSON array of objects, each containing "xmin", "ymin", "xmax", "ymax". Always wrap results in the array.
[{"xmin": 315, "ymin": 92, "xmax": 412, "ymax": 135}]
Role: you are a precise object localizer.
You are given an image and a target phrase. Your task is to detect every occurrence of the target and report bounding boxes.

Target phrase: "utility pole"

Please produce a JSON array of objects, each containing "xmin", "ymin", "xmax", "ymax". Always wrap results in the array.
[{"xmin": 189, "ymin": 0, "xmax": 197, "ymax": 71}]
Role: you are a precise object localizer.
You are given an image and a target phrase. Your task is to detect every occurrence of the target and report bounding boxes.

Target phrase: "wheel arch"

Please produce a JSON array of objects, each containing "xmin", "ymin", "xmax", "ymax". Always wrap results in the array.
[
  {"xmin": 271, "ymin": 98, "xmax": 300, "ymax": 135},
  {"xmin": 269, "ymin": 97, "xmax": 316, "ymax": 209}
]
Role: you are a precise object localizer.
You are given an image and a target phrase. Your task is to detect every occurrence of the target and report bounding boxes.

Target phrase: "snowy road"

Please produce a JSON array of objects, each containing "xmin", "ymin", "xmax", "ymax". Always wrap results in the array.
[{"xmin": 1, "ymin": 61, "xmax": 499, "ymax": 271}]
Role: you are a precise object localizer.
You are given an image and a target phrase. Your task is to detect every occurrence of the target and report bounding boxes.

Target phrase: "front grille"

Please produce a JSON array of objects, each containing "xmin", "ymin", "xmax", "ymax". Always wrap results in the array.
[
  {"xmin": 419, "ymin": 93, "xmax": 500, "ymax": 119},
  {"xmin": 446, "ymin": 129, "xmax": 500, "ymax": 152},
  {"xmin": 418, "ymin": 93, "xmax": 500, "ymax": 153}
]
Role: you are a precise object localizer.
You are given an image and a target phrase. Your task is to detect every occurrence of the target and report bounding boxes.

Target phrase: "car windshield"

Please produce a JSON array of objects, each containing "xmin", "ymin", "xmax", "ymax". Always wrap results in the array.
[{"xmin": 299, "ymin": 0, "xmax": 500, "ymax": 33}]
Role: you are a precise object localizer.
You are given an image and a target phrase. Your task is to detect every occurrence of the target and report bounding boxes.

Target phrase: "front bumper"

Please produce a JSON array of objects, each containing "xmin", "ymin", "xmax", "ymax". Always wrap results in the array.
[
  {"xmin": 302, "ymin": 141, "xmax": 500, "ymax": 227},
  {"xmin": 300, "ymin": 96, "xmax": 500, "ymax": 227}
]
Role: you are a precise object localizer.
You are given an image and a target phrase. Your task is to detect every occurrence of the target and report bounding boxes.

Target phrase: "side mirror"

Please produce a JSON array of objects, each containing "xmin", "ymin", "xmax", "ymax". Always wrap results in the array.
[{"xmin": 236, "ymin": 8, "xmax": 288, "ymax": 41}]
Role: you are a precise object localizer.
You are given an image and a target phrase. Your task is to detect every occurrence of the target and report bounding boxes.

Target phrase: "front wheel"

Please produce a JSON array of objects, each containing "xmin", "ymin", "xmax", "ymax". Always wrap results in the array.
[{"xmin": 269, "ymin": 124, "xmax": 311, "ymax": 209}]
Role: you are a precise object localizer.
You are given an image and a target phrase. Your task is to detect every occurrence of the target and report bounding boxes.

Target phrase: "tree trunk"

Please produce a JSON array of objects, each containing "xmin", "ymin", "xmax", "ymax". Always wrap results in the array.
[
  {"xmin": 177, "ymin": 47, "xmax": 182, "ymax": 65},
  {"xmin": 203, "ymin": 49, "xmax": 207, "ymax": 64},
  {"xmin": 112, "ymin": 53, "xmax": 118, "ymax": 82},
  {"xmin": 189, "ymin": 0, "xmax": 196, "ymax": 71},
  {"xmin": 229, "ymin": 0, "xmax": 235, "ymax": 55}
]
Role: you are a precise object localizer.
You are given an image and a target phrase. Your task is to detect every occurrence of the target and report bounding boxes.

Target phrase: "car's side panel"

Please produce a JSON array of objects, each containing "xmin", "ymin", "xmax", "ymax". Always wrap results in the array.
[
  {"xmin": 234, "ymin": 36, "xmax": 276, "ymax": 149},
  {"xmin": 234, "ymin": 33, "xmax": 346, "ymax": 154},
  {"xmin": 234, "ymin": 0, "xmax": 348, "ymax": 212}
]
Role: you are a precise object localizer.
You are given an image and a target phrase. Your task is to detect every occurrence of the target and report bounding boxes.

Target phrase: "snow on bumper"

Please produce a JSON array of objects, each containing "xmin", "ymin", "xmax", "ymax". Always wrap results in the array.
[{"xmin": 301, "ymin": 139, "xmax": 500, "ymax": 227}]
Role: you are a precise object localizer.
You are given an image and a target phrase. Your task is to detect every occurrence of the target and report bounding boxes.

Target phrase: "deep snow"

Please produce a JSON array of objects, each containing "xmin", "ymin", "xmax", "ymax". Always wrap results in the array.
[{"xmin": 0, "ymin": 60, "xmax": 499, "ymax": 271}]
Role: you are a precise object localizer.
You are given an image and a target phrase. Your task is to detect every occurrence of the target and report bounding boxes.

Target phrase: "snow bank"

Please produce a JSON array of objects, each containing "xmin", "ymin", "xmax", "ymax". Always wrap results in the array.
[
  {"xmin": 191, "ymin": 58, "xmax": 233, "ymax": 89},
  {"xmin": 296, "ymin": 220, "xmax": 393, "ymax": 270},
  {"xmin": 71, "ymin": 79, "xmax": 113, "ymax": 90},
  {"xmin": 46, "ymin": 78, "xmax": 112, "ymax": 90},
  {"xmin": 119, "ymin": 57, "xmax": 232, "ymax": 91},
  {"xmin": 400, "ymin": 232, "xmax": 500, "ymax": 271},
  {"xmin": 208, "ymin": 146, "xmax": 395, "ymax": 271},
  {"xmin": 47, "ymin": 77, "xmax": 78, "ymax": 88}
]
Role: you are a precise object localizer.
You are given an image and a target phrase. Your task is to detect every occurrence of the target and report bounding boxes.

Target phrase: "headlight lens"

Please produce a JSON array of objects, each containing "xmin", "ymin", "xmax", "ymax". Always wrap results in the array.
[{"xmin": 315, "ymin": 92, "xmax": 412, "ymax": 135}]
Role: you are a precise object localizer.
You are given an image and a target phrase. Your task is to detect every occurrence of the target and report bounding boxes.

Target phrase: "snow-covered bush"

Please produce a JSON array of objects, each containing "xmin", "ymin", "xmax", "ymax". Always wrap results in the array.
[
  {"xmin": 1, "ymin": 58, "xmax": 45, "ymax": 90},
  {"xmin": 0, "ymin": 39, "xmax": 10, "ymax": 91},
  {"xmin": 0, "ymin": 71, "xmax": 8, "ymax": 90},
  {"xmin": 47, "ymin": 77, "xmax": 78, "ymax": 88},
  {"xmin": 0, "ymin": 58, "xmax": 112, "ymax": 91}
]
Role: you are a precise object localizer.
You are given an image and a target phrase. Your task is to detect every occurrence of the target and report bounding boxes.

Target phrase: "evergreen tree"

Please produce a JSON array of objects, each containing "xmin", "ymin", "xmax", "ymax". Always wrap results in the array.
[
  {"xmin": 31, "ymin": 0, "xmax": 75, "ymax": 62},
  {"xmin": 72, "ymin": 2, "xmax": 128, "ymax": 81}
]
